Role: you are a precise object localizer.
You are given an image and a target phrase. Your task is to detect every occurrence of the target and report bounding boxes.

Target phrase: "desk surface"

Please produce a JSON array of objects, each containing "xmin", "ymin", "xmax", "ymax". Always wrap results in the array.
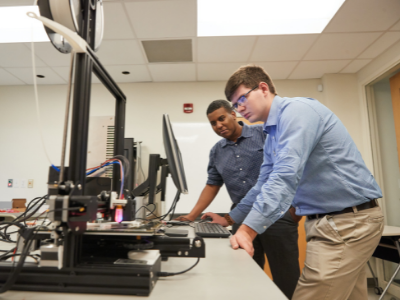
[
  {"xmin": 383, "ymin": 225, "xmax": 400, "ymax": 237},
  {"xmin": 0, "ymin": 228, "xmax": 287, "ymax": 300}
]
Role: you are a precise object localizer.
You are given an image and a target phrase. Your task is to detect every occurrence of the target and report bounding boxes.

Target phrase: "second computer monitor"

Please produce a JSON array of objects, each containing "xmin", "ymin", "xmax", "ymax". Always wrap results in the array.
[{"xmin": 162, "ymin": 114, "xmax": 188, "ymax": 195}]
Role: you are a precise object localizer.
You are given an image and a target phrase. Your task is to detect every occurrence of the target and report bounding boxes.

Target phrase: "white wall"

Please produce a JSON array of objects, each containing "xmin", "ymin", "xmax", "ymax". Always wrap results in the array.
[
  {"xmin": 0, "ymin": 79, "xmax": 325, "ymax": 208},
  {"xmin": 372, "ymin": 79, "xmax": 400, "ymax": 226},
  {"xmin": 322, "ymin": 74, "xmax": 366, "ymax": 158}
]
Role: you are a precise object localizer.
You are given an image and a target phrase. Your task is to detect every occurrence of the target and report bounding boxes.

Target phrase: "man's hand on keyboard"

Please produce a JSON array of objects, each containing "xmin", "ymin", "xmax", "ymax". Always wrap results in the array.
[
  {"xmin": 230, "ymin": 224, "xmax": 257, "ymax": 257},
  {"xmin": 201, "ymin": 212, "xmax": 228, "ymax": 227},
  {"xmin": 174, "ymin": 215, "xmax": 195, "ymax": 222}
]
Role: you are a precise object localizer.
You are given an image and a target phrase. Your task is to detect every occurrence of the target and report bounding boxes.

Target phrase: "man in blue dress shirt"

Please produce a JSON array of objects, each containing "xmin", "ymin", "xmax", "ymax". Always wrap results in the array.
[
  {"xmin": 205, "ymin": 65, "xmax": 384, "ymax": 300},
  {"xmin": 177, "ymin": 100, "xmax": 300, "ymax": 299}
]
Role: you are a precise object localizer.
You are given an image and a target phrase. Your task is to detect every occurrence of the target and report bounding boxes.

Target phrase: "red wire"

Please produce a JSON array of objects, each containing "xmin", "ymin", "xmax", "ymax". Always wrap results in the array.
[{"xmin": 11, "ymin": 248, "xmax": 17, "ymax": 262}]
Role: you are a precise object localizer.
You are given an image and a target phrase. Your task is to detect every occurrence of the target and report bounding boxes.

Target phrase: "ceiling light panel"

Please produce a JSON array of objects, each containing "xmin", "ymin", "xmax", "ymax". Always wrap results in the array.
[
  {"xmin": 0, "ymin": 6, "xmax": 49, "ymax": 43},
  {"xmin": 198, "ymin": 0, "xmax": 346, "ymax": 37}
]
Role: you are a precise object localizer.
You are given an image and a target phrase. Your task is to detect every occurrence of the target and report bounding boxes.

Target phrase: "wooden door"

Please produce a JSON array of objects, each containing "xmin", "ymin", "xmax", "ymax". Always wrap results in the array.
[
  {"xmin": 237, "ymin": 117, "xmax": 307, "ymax": 279},
  {"xmin": 390, "ymin": 72, "xmax": 400, "ymax": 170}
]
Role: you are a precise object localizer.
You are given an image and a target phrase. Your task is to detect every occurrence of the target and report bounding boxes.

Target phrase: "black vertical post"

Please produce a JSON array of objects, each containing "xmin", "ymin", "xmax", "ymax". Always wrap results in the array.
[
  {"xmin": 67, "ymin": 0, "xmax": 95, "ymax": 195},
  {"xmin": 113, "ymin": 98, "xmax": 126, "ymax": 194},
  {"xmin": 68, "ymin": 54, "xmax": 92, "ymax": 195}
]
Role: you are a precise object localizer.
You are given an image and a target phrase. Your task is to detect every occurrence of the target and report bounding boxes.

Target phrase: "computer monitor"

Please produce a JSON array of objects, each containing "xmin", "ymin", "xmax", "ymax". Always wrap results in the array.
[{"xmin": 162, "ymin": 114, "xmax": 188, "ymax": 195}]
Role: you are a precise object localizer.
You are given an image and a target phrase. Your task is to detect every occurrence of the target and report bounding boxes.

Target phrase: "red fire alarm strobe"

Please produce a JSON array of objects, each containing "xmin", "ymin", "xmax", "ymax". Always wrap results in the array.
[{"xmin": 183, "ymin": 103, "xmax": 193, "ymax": 113}]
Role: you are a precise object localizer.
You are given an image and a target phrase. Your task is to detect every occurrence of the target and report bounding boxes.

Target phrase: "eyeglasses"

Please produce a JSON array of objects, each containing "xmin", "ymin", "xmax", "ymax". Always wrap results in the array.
[{"xmin": 231, "ymin": 86, "xmax": 258, "ymax": 111}]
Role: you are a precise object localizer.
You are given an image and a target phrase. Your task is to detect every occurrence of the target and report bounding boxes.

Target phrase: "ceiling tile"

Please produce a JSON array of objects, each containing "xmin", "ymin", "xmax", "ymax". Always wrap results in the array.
[
  {"xmin": 390, "ymin": 20, "xmax": 400, "ymax": 31},
  {"xmin": 148, "ymin": 63, "xmax": 195, "ymax": 81},
  {"xmin": 197, "ymin": 63, "xmax": 242, "ymax": 81},
  {"xmin": 5, "ymin": 67, "xmax": 66, "ymax": 85},
  {"xmin": 359, "ymin": 32, "xmax": 400, "ymax": 59},
  {"xmin": 250, "ymin": 35, "xmax": 318, "ymax": 61},
  {"xmin": 289, "ymin": 60, "xmax": 351, "ymax": 79},
  {"xmin": 304, "ymin": 33, "xmax": 381, "ymax": 60},
  {"xmin": 51, "ymin": 67, "xmax": 101, "ymax": 84},
  {"xmin": 340, "ymin": 59, "xmax": 372, "ymax": 73},
  {"xmin": 255, "ymin": 62, "xmax": 298, "ymax": 80},
  {"xmin": 0, "ymin": 68, "xmax": 25, "ymax": 85},
  {"xmin": 197, "ymin": 37, "xmax": 256, "ymax": 63},
  {"xmin": 0, "ymin": 44, "xmax": 47, "ymax": 68},
  {"xmin": 324, "ymin": 0, "xmax": 400, "ymax": 33},
  {"xmin": 25, "ymin": 42, "xmax": 72, "ymax": 67},
  {"xmin": 125, "ymin": 0, "xmax": 196, "ymax": 39},
  {"xmin": 102, "ymin": 65, "xmax": 151, "ymax": 82},
  {"xmin": 103, "ymin": 2, "xmax": 136, "ymax": 40},
  {"xmin": 96, "ymin": 40, "xmax": 146, "ymax": 65},
  {"xmin": 0, "ymin": 0, "xmax": 32, "ymax": 5}
]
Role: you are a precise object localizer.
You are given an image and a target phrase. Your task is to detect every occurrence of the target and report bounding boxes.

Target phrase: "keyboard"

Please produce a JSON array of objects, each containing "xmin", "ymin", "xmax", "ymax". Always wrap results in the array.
[{"xmin": 194, "ymin": 222, "xmax": 231, "ymax": 238}]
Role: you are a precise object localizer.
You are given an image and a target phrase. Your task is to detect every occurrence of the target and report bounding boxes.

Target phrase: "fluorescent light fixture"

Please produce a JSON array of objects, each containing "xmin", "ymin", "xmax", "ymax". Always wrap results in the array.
[
  {"xmin": 197, "ymin": 0, "xmax": 346, "ymax": 36},
  {"xmin": 0, "ymin": 6, "xmax": 49, "ymax": 43}
]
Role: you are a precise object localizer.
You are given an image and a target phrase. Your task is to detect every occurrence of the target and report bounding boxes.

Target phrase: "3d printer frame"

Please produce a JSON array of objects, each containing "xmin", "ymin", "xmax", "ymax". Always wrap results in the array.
[{"xmin": 0, "ymin": 0, "xmax": 204, "ymax": 296}]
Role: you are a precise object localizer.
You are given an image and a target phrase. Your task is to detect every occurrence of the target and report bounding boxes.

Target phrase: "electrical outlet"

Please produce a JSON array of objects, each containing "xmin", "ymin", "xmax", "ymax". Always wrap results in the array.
[
  {"xmin": 7, "ymin": 179, "xmax": 12, "ymax": 188},
  {"xmin": 28, "ymin": 179, "xmax": 34, "ymax": 188}
]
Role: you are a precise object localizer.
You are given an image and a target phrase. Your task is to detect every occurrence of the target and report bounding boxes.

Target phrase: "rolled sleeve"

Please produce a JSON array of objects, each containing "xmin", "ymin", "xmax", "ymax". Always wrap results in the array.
[{"xmin": 206, "ymin": 147, "xmax": 224, "ymax": 186}]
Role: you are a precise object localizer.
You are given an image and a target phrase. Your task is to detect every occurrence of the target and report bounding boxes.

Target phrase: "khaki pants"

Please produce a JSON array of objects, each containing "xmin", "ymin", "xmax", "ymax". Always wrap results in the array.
[{"xmin": 293, "ymin": 206, "xmax": 384, "ymax": 300}]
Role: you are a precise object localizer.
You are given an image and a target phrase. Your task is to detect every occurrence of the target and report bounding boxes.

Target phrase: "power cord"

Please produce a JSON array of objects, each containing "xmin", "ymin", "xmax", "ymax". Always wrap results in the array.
[{"xmin": 158, "ymin": 258, "xmax": 200, "ymax": 277}]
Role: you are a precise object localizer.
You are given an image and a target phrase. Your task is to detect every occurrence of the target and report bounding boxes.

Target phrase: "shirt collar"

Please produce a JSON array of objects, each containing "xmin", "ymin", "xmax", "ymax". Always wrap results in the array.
[
  {"xmin": 263, "ymin": 95, "xmax": 282, "ymax": 134},
  {"xmin": 221, "ymin": 121, "xmax": 252, "ymax": 147}
]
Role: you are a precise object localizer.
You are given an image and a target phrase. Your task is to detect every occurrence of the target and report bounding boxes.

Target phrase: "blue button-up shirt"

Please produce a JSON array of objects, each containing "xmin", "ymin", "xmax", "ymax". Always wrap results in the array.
[
  {"xmin": 207, "ymin": 122, "xmax": 265, "ymax": 204},
  {"xmin": 230, "ymin": 96, "xmax": 382, "ymax": 234}
]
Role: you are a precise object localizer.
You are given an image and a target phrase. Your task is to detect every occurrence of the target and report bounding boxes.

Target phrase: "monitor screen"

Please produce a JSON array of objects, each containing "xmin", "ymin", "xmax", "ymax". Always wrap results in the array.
[{"xmin": 162, "ymin": 114, "xmax": 188, "ymax": 194}]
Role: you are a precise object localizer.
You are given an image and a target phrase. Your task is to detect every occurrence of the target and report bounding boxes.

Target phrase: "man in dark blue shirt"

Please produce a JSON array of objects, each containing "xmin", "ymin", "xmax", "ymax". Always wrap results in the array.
[{"xmin": 177, "ymin": 100, "xmax": 300, "ymax": 299}]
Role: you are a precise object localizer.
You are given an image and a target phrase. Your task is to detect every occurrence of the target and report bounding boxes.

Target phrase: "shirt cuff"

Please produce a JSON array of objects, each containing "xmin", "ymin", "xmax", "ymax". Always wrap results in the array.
[
  {"xmin": 206, "ymin": 178, "xmax": 223, "ymax": 186},
  {"xmin": 229, "ymin": 207, "xmax": 248, "ymax": 225},
  {"xmin": 242, "ymin": 208, "xmax": 273, "ymax": 234}
]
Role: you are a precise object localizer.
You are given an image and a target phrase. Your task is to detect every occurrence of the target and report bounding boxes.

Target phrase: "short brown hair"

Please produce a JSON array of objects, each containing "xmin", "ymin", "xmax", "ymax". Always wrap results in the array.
[{"xmin": 224, "ymin": 65, "xmax": 277, "ymax": 101}]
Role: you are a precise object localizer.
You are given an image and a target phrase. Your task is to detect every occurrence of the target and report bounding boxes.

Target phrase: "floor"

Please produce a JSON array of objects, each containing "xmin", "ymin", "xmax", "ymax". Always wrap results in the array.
[{"xmin": 368, "ymin": 288, "xmax": 399, "ymax": 300}]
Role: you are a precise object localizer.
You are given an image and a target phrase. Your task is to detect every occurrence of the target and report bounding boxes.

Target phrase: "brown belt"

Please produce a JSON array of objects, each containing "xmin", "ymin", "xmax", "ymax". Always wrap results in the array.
[{"xmin": 307, "ymin": 199, "xmax": 378, "ymax": 220}]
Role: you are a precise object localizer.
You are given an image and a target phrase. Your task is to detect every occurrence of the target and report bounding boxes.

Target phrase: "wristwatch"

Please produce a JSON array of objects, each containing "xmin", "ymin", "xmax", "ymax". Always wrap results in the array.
[{"xmin": 224, "ymin": 214, "xmax": 234, "ymax": 226}]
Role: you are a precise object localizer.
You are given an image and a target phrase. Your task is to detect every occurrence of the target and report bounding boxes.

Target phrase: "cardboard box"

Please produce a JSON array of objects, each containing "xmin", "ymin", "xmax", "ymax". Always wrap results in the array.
[{"xmin": 12, "ymin": 198, "xmax": 26, "ymax": 212}]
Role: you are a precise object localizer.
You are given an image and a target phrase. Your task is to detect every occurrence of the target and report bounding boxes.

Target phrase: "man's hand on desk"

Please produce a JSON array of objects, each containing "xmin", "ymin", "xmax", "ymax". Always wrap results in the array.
[
  {"xmin": 230, "ymin": 224, "xmax": 257, "ymax": 257},
  {"xmin": 201, "ymin": 212, "xmax": 229, "ymax": 226},
  {"xmin": 174, "ymin": 214, "xmax": 196, "ymax": 222}
]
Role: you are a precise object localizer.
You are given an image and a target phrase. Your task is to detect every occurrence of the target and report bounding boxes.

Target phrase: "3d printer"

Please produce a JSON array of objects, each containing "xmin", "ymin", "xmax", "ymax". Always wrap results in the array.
[{"xmin": 0, "ymin": 0, "xmax": 205, "ymax": 296}]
